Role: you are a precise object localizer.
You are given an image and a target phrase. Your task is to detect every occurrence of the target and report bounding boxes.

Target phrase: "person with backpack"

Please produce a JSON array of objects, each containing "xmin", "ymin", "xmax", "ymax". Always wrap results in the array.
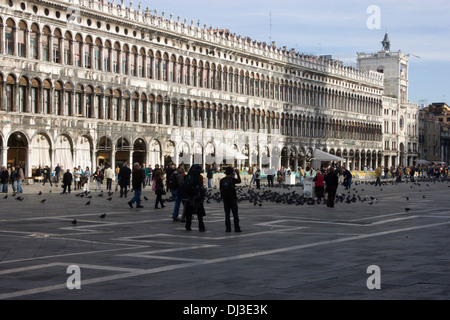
[
  {"xmin": 220, "ymin": 167, "xmax": 242, "ymax": 233},
  {"xmin": 182, "ymin": 165, "xmax": 206, "ymax": 232},
  {"xmin": 171, "ymin": 165, "xmax": 186, "ymax": 222}
]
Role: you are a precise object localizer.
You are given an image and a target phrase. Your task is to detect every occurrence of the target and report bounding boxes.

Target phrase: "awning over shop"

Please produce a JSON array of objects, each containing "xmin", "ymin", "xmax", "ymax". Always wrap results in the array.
[{"xmin": 311, "ymin": 149, "xmax": 345, "ymax": 162}]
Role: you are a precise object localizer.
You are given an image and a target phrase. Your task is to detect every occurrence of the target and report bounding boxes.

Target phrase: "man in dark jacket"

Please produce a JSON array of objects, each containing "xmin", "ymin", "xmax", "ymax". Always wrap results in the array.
[
  {"xmin": 62, "ymin": 169, "xmax": 73, "ymax": 194},
  {"xmin": 220, "ymin": 167, "xmax": 242, "ymax": 232},
  {"xmin": 128, "ymin": 163, "xmax": 144, "ymax": 208},
  {"xmin": 0, "ymin": 166, "xmax": 9, "ymax": 193},
  {"xmin": 325, "ymin": 167, "xmax": 339, "ymax": 208},
  {"xmin": 171, "ymin": 165, "xmax": 186, "ymax": 222},
  {"xmin": 118, "ymin": 162, "xmax": 131, "ymax": 198}
]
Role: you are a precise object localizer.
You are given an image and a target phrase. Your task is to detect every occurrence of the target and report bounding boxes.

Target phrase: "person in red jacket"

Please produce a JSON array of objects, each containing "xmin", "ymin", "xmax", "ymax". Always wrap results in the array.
[{"xmin": 314, "ymin": 170, "xmax": 325, "ymax": 202}]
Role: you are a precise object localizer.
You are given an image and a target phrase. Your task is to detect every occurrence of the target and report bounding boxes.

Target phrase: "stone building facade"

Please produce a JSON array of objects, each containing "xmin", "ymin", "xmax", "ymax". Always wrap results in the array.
[
  {"xmin": 358, "ymin": 35, "xmax": 419, "ymax": 168},
  {"xmin": 0, "ymin": 0, "xmax": 384, "ymax": 177}
]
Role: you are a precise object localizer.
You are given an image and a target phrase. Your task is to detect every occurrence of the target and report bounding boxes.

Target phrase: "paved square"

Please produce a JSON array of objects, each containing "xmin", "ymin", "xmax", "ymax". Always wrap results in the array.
[{"xmin": 0, "ymin": 178, "xmax": 449, "ymax": 300}]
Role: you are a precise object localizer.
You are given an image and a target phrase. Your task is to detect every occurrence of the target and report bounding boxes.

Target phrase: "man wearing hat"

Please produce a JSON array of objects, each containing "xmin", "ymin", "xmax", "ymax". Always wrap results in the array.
[{"xmin": 220, "ymin": 167, "xmax": 242, "ymax": 233}]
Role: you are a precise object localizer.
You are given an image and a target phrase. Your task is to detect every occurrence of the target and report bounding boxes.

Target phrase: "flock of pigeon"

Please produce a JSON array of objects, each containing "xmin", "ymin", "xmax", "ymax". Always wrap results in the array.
[{"xmin": 2, "ymin": 176, "xmax": 448, "ymax": 225}]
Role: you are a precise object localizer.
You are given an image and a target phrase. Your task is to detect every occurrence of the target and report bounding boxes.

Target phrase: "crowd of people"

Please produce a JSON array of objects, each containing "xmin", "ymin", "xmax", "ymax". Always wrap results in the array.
[{"xmin": 1, "ymin": 161, "xmax": 448, "ymax": 233}]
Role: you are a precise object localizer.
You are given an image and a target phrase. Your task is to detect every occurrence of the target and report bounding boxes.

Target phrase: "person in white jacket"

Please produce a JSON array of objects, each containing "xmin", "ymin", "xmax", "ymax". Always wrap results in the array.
[{"xmin": 104, "ymin": 165, "xmax": 115, "ymax": 191}]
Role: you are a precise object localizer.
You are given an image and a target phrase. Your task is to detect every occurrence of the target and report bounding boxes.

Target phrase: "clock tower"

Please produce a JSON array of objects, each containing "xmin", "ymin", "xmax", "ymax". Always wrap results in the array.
[{"xmin": 357, "ymin": 33, "xmax": 419, "ymax": 167}]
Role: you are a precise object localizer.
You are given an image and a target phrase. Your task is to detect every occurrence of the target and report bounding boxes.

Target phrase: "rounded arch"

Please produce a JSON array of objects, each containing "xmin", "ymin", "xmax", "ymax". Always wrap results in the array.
[{"xmin": 55, "ymin": 134, "xmax": 74, "ymax": 172}]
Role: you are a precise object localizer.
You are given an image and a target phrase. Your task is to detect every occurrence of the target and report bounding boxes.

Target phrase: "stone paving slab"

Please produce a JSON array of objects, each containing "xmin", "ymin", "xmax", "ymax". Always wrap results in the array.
[{"xmin": 0, "ymin": 178, "xmax": 449, "ymax": 302}]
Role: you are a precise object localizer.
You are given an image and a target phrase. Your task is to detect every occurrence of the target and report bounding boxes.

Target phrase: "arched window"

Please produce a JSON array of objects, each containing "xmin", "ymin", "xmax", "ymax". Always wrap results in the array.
[
  {"xmin": 75, "ymin": 85, "xmax": 83, "ymax": 116},
  {"xmin": 18, "ymin": 21, "xmax": 27, "ymax": 58},
  {"xmin": 162, "ymin": 53, "xmax": 169, "ymax": 81},
  {"xmin": 64, "ymin": 32, "xmax": 72, "ymax": 65},
  {"xmin": 53, "ymin": 29, "xmax": 62, "ymax": 63},
  {"xmin": 138, "ymin": 48, "xmax": 145, "ymax": 77},
  {"xmin": 6, "ymin": 75, "xmax": 16, "ymax": 112},
  {"xmin": 31, "ymin": 78, "xmax": 40, "ymax": 114},
  {"xmin": 155, "ymin": 52, "xmax": 161, "ymax": 80},
  {"xmin": 121, "ymin": 44, "xmax": 129, "ymax": 75},
  {"xmin": 43, "ymin": 80, "xmax": 51, "ymax": 115},
  {"xmin": 19, "ymin": 77, "xmax": 28, "ymax": 113},
  {"xmin": 31, "ymin": 24, "xmax": 40, "ymax": 60},
  {"xmin": 103, "ymin": 40, "xmax": 111, "ymax": 72},
  {"xmin": 112, "ymin": 42, "xmax": 120, "ymax": 73},
  {"xmin": 130, "ymin": 46, "xmax": 137, "ymax": 76},
  {"xmin": 5, "ymin": 19, "xmax": 15, "ymax": 55},
  {"xmin": 64, "ymin": 83, "xmax": 73, "ymax": 116},
  {"xmin": 170, "ymin": 54, "xmax": 176, "ymax": 82},
  {"xmin": 74, "ymin": 34, "xmax": 83, "ymax": 67},
  {"xmin": 41, "ymin": 26, "xmax": 51, "ymax": 62},
  {"xmin": 85, "ymin": 86, "xmax": 94, "ymax": 118},
  {"xmin": 94, "ymin": 38, "xmax": 102, "ymax": 70},
  {"xmin": 84, "ymin": 36, "xmax": 93, "ymax": 69}
]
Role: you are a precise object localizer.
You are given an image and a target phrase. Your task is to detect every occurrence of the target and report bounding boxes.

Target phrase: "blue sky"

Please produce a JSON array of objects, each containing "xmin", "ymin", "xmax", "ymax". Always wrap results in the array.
[{"xmin": 137, "ymin": 0, "xmax": 450, "ymax": 105}]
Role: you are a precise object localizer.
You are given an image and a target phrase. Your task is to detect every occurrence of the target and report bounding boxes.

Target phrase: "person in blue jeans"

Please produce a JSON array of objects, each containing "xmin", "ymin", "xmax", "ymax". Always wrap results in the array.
[
  {"xmin": 128, "ymin": 163, "xmax": 144, "ymax": 209},
  {"xmin": 172, "ymin": 165, "xmax": 186, "ymax": 222},
  {"xmin": 16, "ymin": 165, "xmax": 24, "ymax": 193}
]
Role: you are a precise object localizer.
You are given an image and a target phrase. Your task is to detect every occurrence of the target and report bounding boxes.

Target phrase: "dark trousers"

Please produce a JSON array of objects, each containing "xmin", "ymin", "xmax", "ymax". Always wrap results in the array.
[
  {"xmin": 315, "ymin": 186, "xmax": 324, "ymax": 201},
  {"xmin": 120, "ymin": 185, "xmax": 128, "ymax": 197},
  {"xmin": 43, "ymin": 176, "xmax": 52, "ymax": 186},
  {"xmin": 63, "ymin": 184, "xmax": 71, "ymax": 194},
  {"xmin": 224, "ymin": 198, "xmax": 240, "ymax": 231},
  {"xmin": 327, "ymin": 186, "xmax": 337, "ymax": 208},
  {"xmin": 375, "ymin": 177, "xmax": 381, "ymax": 186},
  {"xmin": 106, "ymin": 178, "xmax": 112, "ymax": 191},
  {"xmin": 267, "ymin": 175, "xmax": 274, "ymax": 187},
  {"xmin": 185, "ymin": 209, "xmax": 205, "ymax": 231},
  {"xmin": 155, "ymin": 192, "xmax": 164, "ymax": 208},
  {"xmin": 255, "ymin": 179, "xmax": 261, "ymax": 189}
]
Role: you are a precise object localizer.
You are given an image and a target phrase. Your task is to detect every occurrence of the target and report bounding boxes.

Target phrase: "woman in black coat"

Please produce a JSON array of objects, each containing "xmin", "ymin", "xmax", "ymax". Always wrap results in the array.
[
  {"xmin": 62, "ymin": 169, "xmax": 73, "ymax": 194},
  {"xmin": 118, "ymin": 163, "xmax": 131, "ymax": 198},
  {"xmin": 183, "ymin": 165, "xmax": 206, "ymax": 232},
  {"xmin": 324, "ymin": 167, "xmax": 339, "ymax": 208}
]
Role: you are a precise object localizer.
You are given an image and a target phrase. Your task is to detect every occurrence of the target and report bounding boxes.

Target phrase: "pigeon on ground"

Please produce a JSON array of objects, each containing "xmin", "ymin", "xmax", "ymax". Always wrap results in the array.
[
  {"xmin": 41, "ymin": 199, "xmax": 46, "ymax": 204},
  {"xmin": 3, "ymin": 195, "xmax": 7, "ymax": 199},
  {"xmin": 85, "ymin": 201, "xmax": 91, "ymax": 205},
  {"xmin": 107, "ymin": 197, "xmax": 112, "ymax": 201},
  {"xmin": 72, "ymin": 219, "xmax": 77, "ymax": 225},
  {"xmin": 38, "ymin": 191, "xmax": 42, "ymax": 195},
  {"xmin": 99, "ymin": 213, "xmax": 107, "ymax": 219}
]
